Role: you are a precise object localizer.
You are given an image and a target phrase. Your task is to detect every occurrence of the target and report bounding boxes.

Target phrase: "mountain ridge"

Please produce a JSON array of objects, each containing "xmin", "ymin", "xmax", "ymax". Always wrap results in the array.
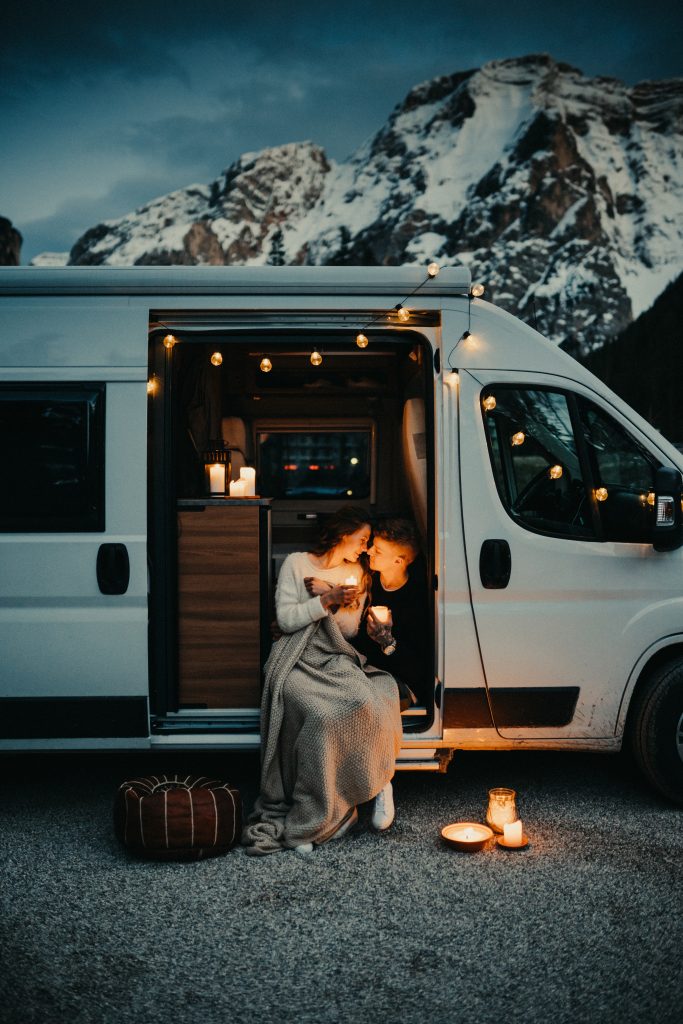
[{"xmin": 33, "ymin": 54, "xmax": 683, "ymax": 354}]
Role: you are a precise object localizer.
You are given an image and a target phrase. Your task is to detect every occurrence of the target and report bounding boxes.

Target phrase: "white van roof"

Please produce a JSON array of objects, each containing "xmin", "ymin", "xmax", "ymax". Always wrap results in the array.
[{"xmin": 0, "ymin": 265, "xmax": 471, "ymax": 297}]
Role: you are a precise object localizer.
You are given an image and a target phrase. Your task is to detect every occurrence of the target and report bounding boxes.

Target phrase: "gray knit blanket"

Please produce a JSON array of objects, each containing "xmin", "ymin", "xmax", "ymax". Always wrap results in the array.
[{"xmin": 242, "ymin": 615, "xmax": 402, "ymax": 855}]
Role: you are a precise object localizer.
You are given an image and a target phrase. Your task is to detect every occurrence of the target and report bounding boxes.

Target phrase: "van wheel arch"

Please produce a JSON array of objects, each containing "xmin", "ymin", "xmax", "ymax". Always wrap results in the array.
[{"xmin": 628, "ymin": 652, "xmax": 683, "ymax": 806}]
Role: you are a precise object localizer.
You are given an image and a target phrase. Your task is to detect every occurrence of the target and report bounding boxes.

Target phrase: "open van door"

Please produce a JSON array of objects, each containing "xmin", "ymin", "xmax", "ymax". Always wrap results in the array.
[{"xmin": 0, "ymin": 297, "xmax": 149, "ymax": 747}]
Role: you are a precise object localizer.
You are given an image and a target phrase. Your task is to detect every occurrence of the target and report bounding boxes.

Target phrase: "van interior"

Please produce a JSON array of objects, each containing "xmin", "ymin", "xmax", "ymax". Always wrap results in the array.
[{"xmin": 148, "ymin": 329, "xmax": 435, "ymax": 736}]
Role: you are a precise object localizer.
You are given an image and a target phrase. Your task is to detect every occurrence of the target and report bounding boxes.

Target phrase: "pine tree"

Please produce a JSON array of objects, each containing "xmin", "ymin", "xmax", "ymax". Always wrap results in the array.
[{"xmin": 268, "ymin": 228, "xmax": 286, "ymax": 266}]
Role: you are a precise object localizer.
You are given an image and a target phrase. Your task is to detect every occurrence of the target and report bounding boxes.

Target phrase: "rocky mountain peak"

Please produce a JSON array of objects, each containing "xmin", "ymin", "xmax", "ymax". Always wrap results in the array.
[{"xmin": 58, "ymin": 56, "xmax": 683, "ymax": 353}]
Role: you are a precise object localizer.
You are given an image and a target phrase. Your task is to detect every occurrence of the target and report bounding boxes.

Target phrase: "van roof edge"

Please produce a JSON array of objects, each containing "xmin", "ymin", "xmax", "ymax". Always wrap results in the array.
[{"xmin": 0, "ymin": 265, "xmax": 472, "ymax": 297}]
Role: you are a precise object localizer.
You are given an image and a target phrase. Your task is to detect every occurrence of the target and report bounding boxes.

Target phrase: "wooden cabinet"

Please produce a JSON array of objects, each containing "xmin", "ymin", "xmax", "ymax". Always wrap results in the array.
[{"xmin": 177, "ymin": 500, "xmax": 271, "ymax": 708}]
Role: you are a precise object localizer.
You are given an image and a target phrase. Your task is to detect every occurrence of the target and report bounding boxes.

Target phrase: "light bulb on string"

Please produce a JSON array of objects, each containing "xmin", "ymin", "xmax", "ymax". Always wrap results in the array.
[
  {"xmin": 163, "ymin": 334, "xmax": 177, "ymax": 349},
  {"xmin": 482, "ymin": 395, "xmax": 496, "ymax": 412},
  {"xmin": 511, "ymin": 432, "xmax": 526, "ymax": 446},
  {"xmin": 471, "ymin": 283, "xmax": 485, "ymax": 297},
  {"xmin": 356, "ymin": 332, "xmax": 369, "ymax": 349},
  {"xmin": 260, "ymin": 357, "xmax": 272, "ymax": 373},
  {"xmin": 427, "ymin": 262, "xmax": 440, "ymax": 278},
  {"xmin": 595, "ymin": 487, "xmax": 609, "ymax": 502},
  {"xmin": 147, "ymin": 378, "xmax": 158, "ymax": 396},
  {"xmin": 549, "ymin": 464, "xmax": 563, "ymax": 479},
  {"xmin": 395, "ymin": 305, "xmax": 410, "ymax": 323},
  {"xmin": 310, "ymin": 349, "xmax": 323, "ymax": 366},
  {"xmin": 210, "ymin": 352, "xmax": 223, "ymax": 366}
]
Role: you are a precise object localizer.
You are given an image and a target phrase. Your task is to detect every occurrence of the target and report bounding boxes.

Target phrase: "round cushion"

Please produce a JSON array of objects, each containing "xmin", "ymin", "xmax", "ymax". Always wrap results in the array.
[{"xmin": 114, "ymin": 774, "xmax": 242, "ymax": 861}]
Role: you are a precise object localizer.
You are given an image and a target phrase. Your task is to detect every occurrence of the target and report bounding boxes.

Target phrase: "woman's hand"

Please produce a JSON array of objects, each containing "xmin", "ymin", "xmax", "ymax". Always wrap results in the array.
[
  {"xmin": 320, "ymin": 584, "xmax": 358, "ymax": 610},
  {"xmin": 304, "ymin": 576, "xmax": 333, "ymax": 597},
  {"xmin": 366, "ymin": 607, "xmax": 393, "ymax": 646}
]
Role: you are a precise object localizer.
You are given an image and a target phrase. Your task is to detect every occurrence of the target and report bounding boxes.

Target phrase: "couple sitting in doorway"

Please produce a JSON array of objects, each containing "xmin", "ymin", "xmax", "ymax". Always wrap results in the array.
[{"xmin": 243, "ymin": 507, "xmax": 429, "ymax": 857}]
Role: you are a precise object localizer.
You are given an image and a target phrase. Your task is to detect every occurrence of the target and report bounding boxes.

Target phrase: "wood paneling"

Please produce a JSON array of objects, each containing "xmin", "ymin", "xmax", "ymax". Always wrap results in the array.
[{"xmin": 177, "ymin": 506, "xmax": 262, "ymax": 708}]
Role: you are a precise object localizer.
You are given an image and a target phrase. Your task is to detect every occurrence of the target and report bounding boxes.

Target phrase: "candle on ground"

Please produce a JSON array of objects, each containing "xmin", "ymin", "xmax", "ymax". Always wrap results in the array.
[{"xmin": 503, "ymin": 820, "xmax": 524, "ymax": 846}]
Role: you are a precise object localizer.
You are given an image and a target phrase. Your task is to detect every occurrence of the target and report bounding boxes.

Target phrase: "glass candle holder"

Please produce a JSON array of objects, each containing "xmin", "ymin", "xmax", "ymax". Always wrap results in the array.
[{"xmin": 486, "ymin": 787, "xmax": 518, "ymax": 833}]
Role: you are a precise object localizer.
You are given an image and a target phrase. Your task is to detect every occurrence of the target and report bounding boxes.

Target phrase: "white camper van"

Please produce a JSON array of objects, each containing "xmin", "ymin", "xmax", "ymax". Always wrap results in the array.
[{"xmin": 1, "ymin": 265, "xmax": 682, "ymax": 804}]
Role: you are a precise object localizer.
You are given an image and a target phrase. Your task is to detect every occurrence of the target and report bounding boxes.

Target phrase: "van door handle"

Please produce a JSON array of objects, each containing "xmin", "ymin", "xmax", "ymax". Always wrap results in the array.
[
  {"xmin": 479, "ymin": 539, "xmax": 511, "ymax": 589},
  {"xmin": 97, "ymin": 543, "xmax": 130, "ymax": 595}
]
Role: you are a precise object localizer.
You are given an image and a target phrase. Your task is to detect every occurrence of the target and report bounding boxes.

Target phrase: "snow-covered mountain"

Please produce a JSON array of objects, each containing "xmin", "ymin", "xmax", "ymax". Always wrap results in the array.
[{"xmin": 51, "ymin": 55, "xmax": 683, "ymax": 353}]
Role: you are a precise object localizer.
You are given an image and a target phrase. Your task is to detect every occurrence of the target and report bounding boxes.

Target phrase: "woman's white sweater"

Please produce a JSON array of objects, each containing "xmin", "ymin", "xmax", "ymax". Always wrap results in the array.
[{"xmin": 275, "ymin": 551, "xmax": 365, "ymax": 638}]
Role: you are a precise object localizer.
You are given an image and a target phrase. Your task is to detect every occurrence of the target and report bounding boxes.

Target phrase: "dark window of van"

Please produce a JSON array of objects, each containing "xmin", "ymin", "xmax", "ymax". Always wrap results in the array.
[
  {"xmin": 578, "ymin": 398, "xmax": 660, "ymax": 543},
  {"xmin": 482, "ymin": 387, "xmax": 597, "ymax": 539},
  {"xmin": 0, "ymin": 385, "xmax": 105, "ymax": 532}
]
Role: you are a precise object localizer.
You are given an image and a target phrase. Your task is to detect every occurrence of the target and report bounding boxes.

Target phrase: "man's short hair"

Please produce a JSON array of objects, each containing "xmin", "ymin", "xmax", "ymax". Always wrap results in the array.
[{"xmin": 374, "ymin": 517, "xmax": 421, "ymax": 563}]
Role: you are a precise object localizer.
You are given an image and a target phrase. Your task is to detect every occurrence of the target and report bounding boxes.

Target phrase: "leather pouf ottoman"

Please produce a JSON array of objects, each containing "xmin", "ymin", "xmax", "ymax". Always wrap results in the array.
[{"xmin": 114, "ymin": 774, "xmax": 242, "ymax": 861}]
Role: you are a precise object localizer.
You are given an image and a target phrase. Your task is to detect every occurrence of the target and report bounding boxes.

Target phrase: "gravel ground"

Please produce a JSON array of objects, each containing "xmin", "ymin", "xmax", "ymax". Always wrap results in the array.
[{"xmin": 1, "ymin": 748, "xmax": 681, "ymax": 1024}]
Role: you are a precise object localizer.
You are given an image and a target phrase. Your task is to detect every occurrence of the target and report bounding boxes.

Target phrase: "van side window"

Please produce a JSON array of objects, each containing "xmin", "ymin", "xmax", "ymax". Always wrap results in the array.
[
  {"xmin": 0, "ymin": 385, "xmax": 105, "ymax": 532},
  {"xmin": 578, "ymin": 398, "xmax": 659, "ymax": 543},
  {"xmin": 482, "ymin": 388, "xmax": 596, "ymax": 539}
]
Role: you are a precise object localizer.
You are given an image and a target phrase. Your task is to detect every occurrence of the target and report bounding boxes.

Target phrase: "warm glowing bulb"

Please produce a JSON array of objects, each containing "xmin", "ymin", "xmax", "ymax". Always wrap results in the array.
[
  {"xmin": 356, "ymin": 332, "xmax": 369, "ymax": 348},
  {"xmin": 511, "ymin": 432, "xmax": 526, "ymax": 446},
  {"xmin": 595, "ymin": 487, "xmax": 609, "ymax": 502},
  {"xmin": 310, "ymin": 349, "xmax": 323, "ymax": 366},
  {"xmin": 163, "ymin": 334, "xmax": 177, "ymax": 349},
  {"xmin": 396, "ymin": 306, "xmax": 410, "ymax": 323},
  {"xmin": 427, "ymin": 262, "xmax": 440, "ymax": 278},
  {"xmin": 146, "ymin": 378, "xmax": 157, "ymax": 395},
  {"xmin": 482, "ymin": 395, "xmax": 496, "ymax": 411},
  {"xmin": 471, "ymin": 283, "xmax": 485, "ymax": 297},
  {"xmin": 210, "ymin": 351, "xmax": 223, "ymax": 366},
  {"xmin": 647, "ymin": 492, "xmax": 655, "ymax": 506},
  {"xmin": 350, "ymin": 457, "xmax": 359, "ymax": 465},
  {"xmin": 347, "ymin": 490, "xmax": 353, "ymax": 496},
  {"xmin": 260, "ymin": 357, "xmax": 272, "ymax": 373},
  {"xmin": 549, "ymin": 464, "xmax": 563, "ymax": 479}
]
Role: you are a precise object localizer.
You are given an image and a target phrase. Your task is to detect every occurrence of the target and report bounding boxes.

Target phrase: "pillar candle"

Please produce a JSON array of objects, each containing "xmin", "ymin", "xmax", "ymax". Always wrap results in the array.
[
  {"xmin": 503, "ymin": 820, "xmax": 523, "ymax": 846},
  {"xmin": 240, "ymin": 466, "xmax": 256, "ymax": 496},
  {"xmin": 209, "ymin": 464, "xmax": 226, "ymax": 494},
  {"xmin": 229, "ymin": 478, "xmax": 247, "ymax": 497}
]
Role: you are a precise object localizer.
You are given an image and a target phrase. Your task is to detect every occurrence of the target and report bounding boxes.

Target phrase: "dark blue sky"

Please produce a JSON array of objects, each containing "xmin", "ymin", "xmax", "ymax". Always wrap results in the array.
[{"xmin": 2, "ymin": 0, "xmax": 682, "ymax": 262}]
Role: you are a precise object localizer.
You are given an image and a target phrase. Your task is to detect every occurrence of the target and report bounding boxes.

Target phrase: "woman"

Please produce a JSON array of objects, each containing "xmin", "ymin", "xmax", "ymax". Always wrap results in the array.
[{"xmin": 242, "ymin": 507, "xmax": 403, "ymax": 856}]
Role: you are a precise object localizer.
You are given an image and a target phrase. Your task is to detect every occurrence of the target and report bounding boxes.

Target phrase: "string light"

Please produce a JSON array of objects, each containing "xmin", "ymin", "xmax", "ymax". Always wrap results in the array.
[
  {"xmin": 427, "ymin": 262, "xmax": 440, "ymax": 278},
  {"xmin": 210, "ymin": 352, "xmax": 223, "ymax": 366},
  {"xmin": 595, "ymin": 487, "xmax": 609, "ymax": 502},
  {"xmin": 471, "ymin": 283, "xmax": 485, "ymax": 298},
  {"xmin": 482, "ymin": 395, "xmax": 496, "ymax": 411},
  {"xmin": 163, "ymin": 334, "xmax": 177, "ymax": 349},
  {"xmin": 511, "ymin": 432, "xmax": 526, "ymax": 446},
  {"xmin": 147, "ymin": 378, "xmax": 157, "ymax": 396},
  {"xmin": 356, "ymin": 333, "xmax": 369, "ymax": 348},
  {"xmin": 310, "ymin": 349, "xmax": 323, "ymax": 366},
  {"xmin": 549, "ymin": 464, "xmax": 563, "ymax": 479},
  {"xmin": 260, "ymin": 357, "xmax": 272, "ymax": 373},
  {"xmin": 395, "ymin": 305, "xmax": 410, "ymax": 323}
]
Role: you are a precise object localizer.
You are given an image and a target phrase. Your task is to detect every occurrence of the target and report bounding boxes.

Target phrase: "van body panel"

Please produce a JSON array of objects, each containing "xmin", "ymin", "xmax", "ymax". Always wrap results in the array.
[{"xmin": 458, "ymin": 367, "xmax": 683, "ymax": 739}]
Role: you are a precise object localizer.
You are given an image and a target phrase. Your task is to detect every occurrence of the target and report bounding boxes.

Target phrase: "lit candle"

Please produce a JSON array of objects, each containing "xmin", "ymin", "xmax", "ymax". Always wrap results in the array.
[
  {"xmin": 240, "ymin": 466, "xmax": 256, "ymax": 496},
  {"xmin": 441, "ymin": 822, "xmax": 493, "ymax": 851},
  {"xmin": 229, "ymin": 479, "xmax": 246, "ymax": 497},
  {"xmin": 503, "ymin": 820, "xmax": 523, "ymax": 846},
  {"xmin": 208, "ymin": 464, "xmax": 226, "ymax": 494},
  {"xmin": 344, "ymin": 576, "xmax": 357, "ymax": 586},
  {"xmin": 371, "ymin": 605, "xmax": 390, "ymax": 623}
]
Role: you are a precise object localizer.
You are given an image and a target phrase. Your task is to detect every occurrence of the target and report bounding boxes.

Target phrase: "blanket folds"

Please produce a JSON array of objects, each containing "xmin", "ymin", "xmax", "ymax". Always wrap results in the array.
[{"xmin": 242, "ymin": 615, "xmax": 402, "ymax": 855}]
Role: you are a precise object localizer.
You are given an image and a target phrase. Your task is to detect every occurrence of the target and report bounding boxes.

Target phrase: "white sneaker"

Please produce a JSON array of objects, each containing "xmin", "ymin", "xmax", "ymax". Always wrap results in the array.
[
  {"xmin": 371, "ymin": 782, "xmax": 395, "ymax": 832},
  {"xmin": 328, "ymin": 806, "xmax": 359, "ymax": 841},
  {"xmin": 294, "ymin": 842, "xmax": 314, "ymax": 855}
]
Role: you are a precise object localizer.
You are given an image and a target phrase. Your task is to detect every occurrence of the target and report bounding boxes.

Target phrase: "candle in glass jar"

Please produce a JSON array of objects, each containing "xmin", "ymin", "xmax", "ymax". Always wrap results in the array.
[
  {"xmin": 240, "ymin": 466, "xmax": 256, "ymax": 496},
  {"xmin": 503, "ymin": 820, "xmax": 523, "ymax": 846},
  {"xmin": 229, "ymin": 478, "xmax": 247, "ymax": 497},
  {"xmin": 208, "ymin": 464, "xmax": 226, "ymax": 494},
  {"xmin": 371, "ymin": 605, "xmax": 390, "ymax": 624}
]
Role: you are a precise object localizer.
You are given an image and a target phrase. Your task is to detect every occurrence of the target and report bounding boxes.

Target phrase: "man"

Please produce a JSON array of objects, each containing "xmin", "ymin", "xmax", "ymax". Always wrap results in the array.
[
  {"xmin": 348, "ymin": 517, "xmax": 431, "ymax": 833},
  {"xmin": 353, "ymin": 517, "xmax": 430, "ymax": 713}
]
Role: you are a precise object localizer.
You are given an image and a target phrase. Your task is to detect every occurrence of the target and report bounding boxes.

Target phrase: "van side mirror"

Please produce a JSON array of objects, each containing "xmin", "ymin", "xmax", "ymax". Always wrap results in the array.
[{"xmin": 653, "ymin": 467, "xmax": 683, "ymax": 552}]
